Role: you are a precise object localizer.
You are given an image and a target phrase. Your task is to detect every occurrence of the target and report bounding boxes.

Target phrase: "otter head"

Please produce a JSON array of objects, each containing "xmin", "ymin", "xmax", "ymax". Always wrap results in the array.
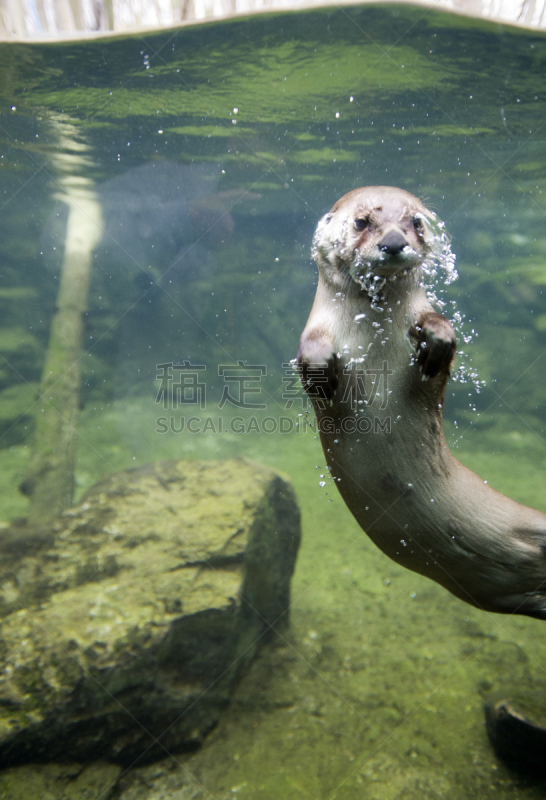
[{"xmin": 312, "ymin": 186, "xmax": 442, "ymax": 295}]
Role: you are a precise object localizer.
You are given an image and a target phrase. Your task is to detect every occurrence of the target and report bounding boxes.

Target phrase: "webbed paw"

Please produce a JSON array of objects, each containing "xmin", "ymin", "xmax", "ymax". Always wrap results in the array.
[{"xmin": 411, "ymin": 312, "xmax": 456, "ymax": 379}]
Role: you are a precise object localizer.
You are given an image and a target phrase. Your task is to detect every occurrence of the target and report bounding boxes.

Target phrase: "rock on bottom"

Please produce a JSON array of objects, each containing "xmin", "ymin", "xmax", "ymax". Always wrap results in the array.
[{"xmin": 0, "ymin": 457, "xmax": 300, "ymax": 767}]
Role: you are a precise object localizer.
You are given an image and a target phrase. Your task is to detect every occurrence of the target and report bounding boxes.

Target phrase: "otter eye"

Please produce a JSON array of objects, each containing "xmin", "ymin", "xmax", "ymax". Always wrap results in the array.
[
  {"xmin": 413, "ymin": 216, "xmax": 425, "ymax": 233},
  {"xmin": 354, "ymin": 217, "xmax": 368, "ymax": 231}
]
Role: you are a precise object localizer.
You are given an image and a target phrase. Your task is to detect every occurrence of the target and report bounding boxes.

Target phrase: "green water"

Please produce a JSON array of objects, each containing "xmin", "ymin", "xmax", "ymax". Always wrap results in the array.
[{"xmin": 0, "ymin": 4, "xmax": 546, "ymax": 797}]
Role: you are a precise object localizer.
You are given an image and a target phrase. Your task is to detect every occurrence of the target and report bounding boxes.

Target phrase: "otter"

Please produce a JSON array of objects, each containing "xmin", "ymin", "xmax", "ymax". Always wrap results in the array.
[{"xmin": 297, "ymin": 186, "xmax": 546, "ymax": 619}]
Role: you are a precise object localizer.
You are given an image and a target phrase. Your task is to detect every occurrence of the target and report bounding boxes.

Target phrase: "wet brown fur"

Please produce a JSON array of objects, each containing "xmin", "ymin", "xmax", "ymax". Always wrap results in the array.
[{"xmin": 297, "ymin": 186, "xmax": 546, "ymax": 619}]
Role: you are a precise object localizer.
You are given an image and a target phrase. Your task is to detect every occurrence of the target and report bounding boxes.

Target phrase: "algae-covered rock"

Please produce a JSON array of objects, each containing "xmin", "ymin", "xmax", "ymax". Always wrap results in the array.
[{"xmin": 0, "ymin": 458, "xmax": 300, "ymax": 767}]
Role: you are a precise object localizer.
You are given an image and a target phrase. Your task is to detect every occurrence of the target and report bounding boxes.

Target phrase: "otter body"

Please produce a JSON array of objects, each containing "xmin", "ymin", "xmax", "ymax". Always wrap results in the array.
[{"xmin": 297, "ymin": 186, "xmax": 546, "ymax": 618}]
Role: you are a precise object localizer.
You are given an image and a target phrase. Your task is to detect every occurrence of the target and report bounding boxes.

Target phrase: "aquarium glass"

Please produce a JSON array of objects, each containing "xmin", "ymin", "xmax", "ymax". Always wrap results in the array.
[{"xmin": 0, "ymin": 4, "xmax": 545, "ymax": 797}]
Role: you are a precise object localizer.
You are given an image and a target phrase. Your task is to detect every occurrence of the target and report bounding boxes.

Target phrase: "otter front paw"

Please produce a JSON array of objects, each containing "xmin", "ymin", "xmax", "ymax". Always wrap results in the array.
[
  {"xmin": 296, "ymin": 336, "xmax": 338, "ymax": 402},
  {"xmin": 411, "ymin": 312, "xmax": 456, "ymax": 379}
]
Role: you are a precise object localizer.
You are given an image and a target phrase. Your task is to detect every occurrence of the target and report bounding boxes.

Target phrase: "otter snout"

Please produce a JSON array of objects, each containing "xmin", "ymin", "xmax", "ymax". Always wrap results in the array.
[{"xmin": 378, "ymin": 229, "xmax": 408, "ymax": 256}]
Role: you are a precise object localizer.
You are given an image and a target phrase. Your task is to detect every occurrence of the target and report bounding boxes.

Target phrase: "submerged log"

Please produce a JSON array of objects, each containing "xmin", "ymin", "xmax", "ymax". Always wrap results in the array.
[{"xmin": 21, "ymin": 181, "xmax": 102, "ymax": 525}]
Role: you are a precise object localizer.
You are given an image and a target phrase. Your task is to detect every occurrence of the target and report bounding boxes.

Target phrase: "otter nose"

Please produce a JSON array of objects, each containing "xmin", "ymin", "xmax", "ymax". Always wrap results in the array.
[{"xmin": 378, "ymin": 230, "xmax": 407, "ymax": 255}]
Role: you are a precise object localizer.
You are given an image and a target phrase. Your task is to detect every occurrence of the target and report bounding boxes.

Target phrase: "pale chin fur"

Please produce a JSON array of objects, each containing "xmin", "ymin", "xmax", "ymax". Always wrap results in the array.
[{"xmin": 350, "ymin": 246, "xmax": 424, "ymax": 282}]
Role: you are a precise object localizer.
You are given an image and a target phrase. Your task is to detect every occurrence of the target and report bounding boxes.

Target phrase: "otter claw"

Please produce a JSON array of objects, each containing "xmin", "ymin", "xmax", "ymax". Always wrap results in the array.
[
  {"xmin": 298, "ymin": 354, "xmax": 338, "ymax": 402},
  {"xmin": 412, "ymin": 313, "xmax": 456, "ymax": 379},
  {"xmin": 416, "ymin": 333, "xmax": 455, "ymax": 378}
]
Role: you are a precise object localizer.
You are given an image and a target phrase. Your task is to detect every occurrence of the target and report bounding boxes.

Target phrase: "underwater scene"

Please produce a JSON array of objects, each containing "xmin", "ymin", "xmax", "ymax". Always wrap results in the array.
[{"xmin": 0, "ymin": 3, "xmax": 546, "ymax": 797}]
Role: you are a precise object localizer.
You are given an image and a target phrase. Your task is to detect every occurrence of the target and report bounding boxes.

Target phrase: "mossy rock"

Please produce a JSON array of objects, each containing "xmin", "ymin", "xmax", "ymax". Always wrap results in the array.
[{"xmin": 0, "ymin": 458, "xmax": 300, "ymax": 766}]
